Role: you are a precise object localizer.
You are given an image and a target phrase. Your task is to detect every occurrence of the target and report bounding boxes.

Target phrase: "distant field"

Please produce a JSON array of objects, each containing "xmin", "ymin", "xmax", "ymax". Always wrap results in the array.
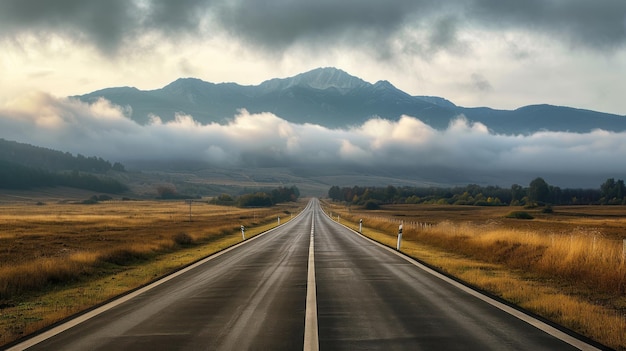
[
  {"xmin": 0, "ymin": 197, "xmax": 305, "ymax": 347},
  {"xmin": 324, "ymin": 202, "xmax": 626, "ymax": 350},
  {"xmin": 353, "ymin": 204, "xmax": 626, "ymax": 240},
  {"xmin": 0, "ymin": 187, "xmax": 100, "ymax": 204}
]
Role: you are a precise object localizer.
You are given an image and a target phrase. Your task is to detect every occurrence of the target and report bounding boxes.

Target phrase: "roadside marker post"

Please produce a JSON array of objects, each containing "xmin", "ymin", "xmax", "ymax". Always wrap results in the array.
[
  {"xmin": 359, "ymin": 219, "xmax": 363, "ymax": 233},
  {"xmin": 396, "ymin": 223, "xmax": 403, "ymax": 251},
  {"xmin": 241, "ymin": 225, "xmax": 245, "ymax": 240},
  {"xmin": 278, "ymin": 216, "xmax": 280, "ymax": 225}
]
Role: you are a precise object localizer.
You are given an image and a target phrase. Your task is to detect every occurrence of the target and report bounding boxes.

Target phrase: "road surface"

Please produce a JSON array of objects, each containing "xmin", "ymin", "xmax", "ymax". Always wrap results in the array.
[{"xmin": 8, "ymin": 199, "xmax": 599, "ymax": 350}]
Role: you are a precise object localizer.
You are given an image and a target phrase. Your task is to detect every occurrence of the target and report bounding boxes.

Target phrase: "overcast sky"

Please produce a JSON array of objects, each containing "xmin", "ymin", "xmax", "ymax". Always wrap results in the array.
[
  {"xmin": 1, "ymin": 1, "xmax": 625, "ymax": 188},
  {"xmin": 1, "ymin": 0, "xmax": 625, "ymax": 114}
]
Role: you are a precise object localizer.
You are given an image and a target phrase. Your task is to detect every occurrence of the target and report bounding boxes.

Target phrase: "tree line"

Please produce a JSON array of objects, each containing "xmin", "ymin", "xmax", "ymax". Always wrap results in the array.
[
  {"xmin": 328, "ymin": 177, "xmax": 626, "ymax": 207},
  {"xmin": 0, "ymin": 138, "xmax": 125, "ymax": 173},
  {"xmin": 211, "ymin": 186, "xmax": 301, "ymax": 207},
  {"xmin": 0, "ymin": 160, "xmax": 128, "ymax": 193},
  {"xmin": 0, "ymin": 139, "xmax": 128, "ymax": 193}
]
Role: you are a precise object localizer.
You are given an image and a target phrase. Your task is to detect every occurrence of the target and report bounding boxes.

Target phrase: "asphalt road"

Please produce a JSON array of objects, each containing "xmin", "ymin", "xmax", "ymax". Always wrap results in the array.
[{"xmin": 9, "ymin": 199, "xmax": 599, "ymax": 350}]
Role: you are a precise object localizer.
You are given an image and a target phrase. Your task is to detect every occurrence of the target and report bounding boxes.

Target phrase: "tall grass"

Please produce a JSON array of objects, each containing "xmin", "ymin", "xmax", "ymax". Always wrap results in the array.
[
  {"xmin": 335, "ymin": 210, "xmax": 626, "ymax": 295},
  {"xmin": 0, "ymin": 200, "xmax": 305, "ymax": 347},
  {"xmin": 0, "ymin": 252, "xmax": 97, "ymax": 299},
  {"xmin": 412, "ymin": 221, "xmax": 626, "ymax": 295},
  {"xmin": 0, "ymin": 201, "xmax": 302, "ymax": 301},
  {"xmin": 327, "ymin": 204, "xmax": 626, "ymax": 349}
]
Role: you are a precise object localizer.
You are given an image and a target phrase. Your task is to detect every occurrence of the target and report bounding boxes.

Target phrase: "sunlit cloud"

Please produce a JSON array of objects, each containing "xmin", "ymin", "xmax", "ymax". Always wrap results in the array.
[{"xmin": 1, "ymin": 93, "xmax": 625, "ymax": 187}]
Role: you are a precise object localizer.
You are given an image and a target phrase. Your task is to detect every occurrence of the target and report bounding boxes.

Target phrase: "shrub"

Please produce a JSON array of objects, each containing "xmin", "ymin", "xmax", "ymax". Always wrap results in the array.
[
  {"xmin": 99, "ymin": 249, "xmax": 145, "ymax": 266},
  {"xmin": 97, "ymin": 194, "xmax": 113, "ymax": 201},
  {"xmin": 173, "ymin": 232, "xmax": 194, "ymax": 246},
  {"xmin": 81, "ymin": 196, "xmax": 99, "ymax": 204},
  {"xmin": 505, "ymin": 211, "xmax": 534, "ymax": 219},
  {"xmin": 364, "ymin": 200, "xmax": 380, "ymax": 210}
]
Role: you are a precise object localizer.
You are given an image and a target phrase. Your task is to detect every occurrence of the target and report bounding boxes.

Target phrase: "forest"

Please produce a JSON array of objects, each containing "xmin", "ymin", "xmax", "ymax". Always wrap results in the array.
[
  {"xmin": 0, "ymin": 160, "xmax": 128, "ymax": 193},
  {"xmin": 211, "ymin": 186, "xmax": 301, "ymax": 207},
  {"xmin": 0, "ymin": 139, "xmax": 127, "ymax": 193},
  {"xmin": 0, "ymin": 138, "xmax": 125, "ymax": 173},
  {"xmin": 328, "ymin": 177, "xmax": 626, "ymax": 207}
]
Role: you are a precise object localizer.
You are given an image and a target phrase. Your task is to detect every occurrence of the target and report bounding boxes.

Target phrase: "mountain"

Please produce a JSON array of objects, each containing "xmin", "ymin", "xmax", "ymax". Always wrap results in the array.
[
  {"xmin": 77, "ymin": 67, "xmax": 626, "ymax": 134},
  {"xmin": 258, "ymin": 67, "xmax": 369, "ymax": 93}
]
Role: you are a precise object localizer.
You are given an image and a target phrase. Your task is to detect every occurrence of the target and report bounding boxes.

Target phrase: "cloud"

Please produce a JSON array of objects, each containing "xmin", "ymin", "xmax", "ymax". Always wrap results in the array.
[
  {"xmin": 0, "ymin": 0, "xmax": 214, "ymax": 56},
  {"xmin": 470, "ymin": 73, "xmax": 492, "ymax": 92},
  {"xmin": 2, "ymin": 0, "xmax": 623, "ymax": 58},
  {"xmin": 213, "ymin": 0, "xmax": 433, "ymax": 52},
  {"xmin": 1, "ymin": 93, "xmax": 625, "ymax": 188},
  {"xmin": 468, "ymin": 0, "xmax": 626, "ymax": 51},
  {"xmin": 0, "ymin": 0, "xmax": 139, "ymax": 55}
]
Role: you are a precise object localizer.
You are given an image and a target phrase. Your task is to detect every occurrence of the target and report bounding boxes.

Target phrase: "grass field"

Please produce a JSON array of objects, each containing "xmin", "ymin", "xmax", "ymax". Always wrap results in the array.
[
  {"xmin": 3, "ymin": 197, "xmax": 625, "ymax": 349},
  {"xmin": 0, "ymin": 198, "xmax": 305, "ymax": 347},
  {"xmin": 323, "ymin": 202, "xmax": 626, "ymax": 351}
]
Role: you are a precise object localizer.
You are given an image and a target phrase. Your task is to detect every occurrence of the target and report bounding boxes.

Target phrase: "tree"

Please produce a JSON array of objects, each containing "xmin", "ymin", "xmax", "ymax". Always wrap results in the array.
[
  {"xmin": 112, "ymin": 162, "xmax": 126, "ymax": 172},
  {"xmin": 528, "ymin": 177, "xmax": 550, "ymax": 205},
  {"xmin": 600, "ymin": 178, "xmax": 626, "ymax": 204},
  {"xmin": 511, "ymin": 184, "xmax": 524, "ymax": 205},
  {"xmin": 385, "ymin": 185, "xmax": 398, "ymax": 202},
  {"xmin": 238, "ymin": 192, "xmax": 272, "ymax": 207},
  {"xmin": 156, "ymin": 184, "xmax": 178, "ymax": 199}
]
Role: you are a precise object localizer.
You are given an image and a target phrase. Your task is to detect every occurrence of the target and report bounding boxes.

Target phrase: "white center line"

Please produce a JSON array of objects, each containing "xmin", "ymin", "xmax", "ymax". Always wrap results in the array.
[{"xmin": 303, "ymin": 213, "xmax": 319, "ymax": 351}]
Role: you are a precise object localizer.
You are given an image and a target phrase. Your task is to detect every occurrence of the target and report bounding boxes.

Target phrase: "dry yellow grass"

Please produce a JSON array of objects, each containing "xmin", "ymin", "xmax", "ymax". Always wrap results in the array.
[
  {"xmin": 0, "ymin": 199, "xmax": 305, "ymax": 347},
  {"xmin": 324, "ymin": 201, "xmax": 626, "ymax": 350}
]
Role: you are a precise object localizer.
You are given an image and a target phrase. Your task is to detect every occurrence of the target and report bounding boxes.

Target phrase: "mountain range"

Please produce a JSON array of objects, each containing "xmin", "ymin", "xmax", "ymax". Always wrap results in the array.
[{"xmin": 77, "ymin": 67, "xmax": 626, "ymax": 134}]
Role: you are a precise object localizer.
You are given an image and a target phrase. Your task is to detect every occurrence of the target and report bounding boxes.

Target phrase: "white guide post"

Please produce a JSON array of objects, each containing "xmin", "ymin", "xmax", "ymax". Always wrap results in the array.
[{"xmin": 396, "ymin": 223, "xmax": 403, "ymax": 251}]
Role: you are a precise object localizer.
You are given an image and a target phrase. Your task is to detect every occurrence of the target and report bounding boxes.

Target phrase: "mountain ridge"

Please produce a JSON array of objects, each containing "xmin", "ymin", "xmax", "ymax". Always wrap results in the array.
[{"xmin": 77, "ymin": 67, "xmax": 626, "ymax": 134}]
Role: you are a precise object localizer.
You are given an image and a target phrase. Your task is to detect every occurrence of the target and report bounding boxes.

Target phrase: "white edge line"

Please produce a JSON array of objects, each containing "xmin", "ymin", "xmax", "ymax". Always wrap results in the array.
[
  {"xmin": 324, "ymin": 210, "xmax": 602, "ymax": 351},
  {"xmin": 7, "ymin": 210, "xmax": 307, "ymax": 351},
  {"xmin": 303, "ymin": 214, "xmax": 319, "ymax": 351}
]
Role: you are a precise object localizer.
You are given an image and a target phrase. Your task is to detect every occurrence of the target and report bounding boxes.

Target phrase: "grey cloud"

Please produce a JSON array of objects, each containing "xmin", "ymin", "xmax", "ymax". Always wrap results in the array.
[
  {"xmin": 0, "ymin": 0, "xmax": 214, "ymax": 55},
  {"xmin": 0, "ymin": 94, "xmax": 624, "ymax": 188},
  {"xmin": 0, "ymin": 0, "xmax": 138, "ymax": 54},
  {"xmin": 468, "ymin": 0, "xmax": 626, "ymax": 51},
  {"xmin": 214, "ymin": 0, "xmax": 434, "ymax": 50},
  {"xmin": 213, "ymin": 0, "xmax": 626, "ymax": 54},
  {"xmin": 143, "ymin": 0, "xmax": 213, "ymax": 34},
  {"xmin": 427, "ymin": 16, "xmax": 467, "ymax": 54},
  {"xmin": 1, "ymin": 0, "xmax": 623, "ymax": 57},
  {"xmin": 470, "ymin": 73, "xmax": 492, "ymax": 92}
]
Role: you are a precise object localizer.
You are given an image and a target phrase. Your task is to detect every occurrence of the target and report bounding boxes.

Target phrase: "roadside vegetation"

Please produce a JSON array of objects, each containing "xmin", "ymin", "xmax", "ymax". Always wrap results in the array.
[
  {"xmin": 0, "ymin": 199, "xmax": 305, "ymax": 347},
  {"xmin": 322, "ymin": 200, "xmax": 626, "ymax": 350},
  {"xmin": 210, "ymin": 186, "xmax": 301, "ymax": 207},
  {"xmin": 328, "ymin": 177, "xmax": 626, "ymax": 206}
]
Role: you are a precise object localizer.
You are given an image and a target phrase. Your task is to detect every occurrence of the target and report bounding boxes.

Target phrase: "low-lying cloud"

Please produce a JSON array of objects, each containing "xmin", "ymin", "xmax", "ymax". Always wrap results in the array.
[{"xmin": 1, "ymin": 93, "xmax": 625, "ymax": 188}]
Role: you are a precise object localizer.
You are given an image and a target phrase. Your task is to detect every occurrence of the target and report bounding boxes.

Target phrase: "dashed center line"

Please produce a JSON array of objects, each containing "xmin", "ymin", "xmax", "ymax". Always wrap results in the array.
[{"xmin": 303, "ymin": 214, "xmax": 318, "ymax": 351}]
